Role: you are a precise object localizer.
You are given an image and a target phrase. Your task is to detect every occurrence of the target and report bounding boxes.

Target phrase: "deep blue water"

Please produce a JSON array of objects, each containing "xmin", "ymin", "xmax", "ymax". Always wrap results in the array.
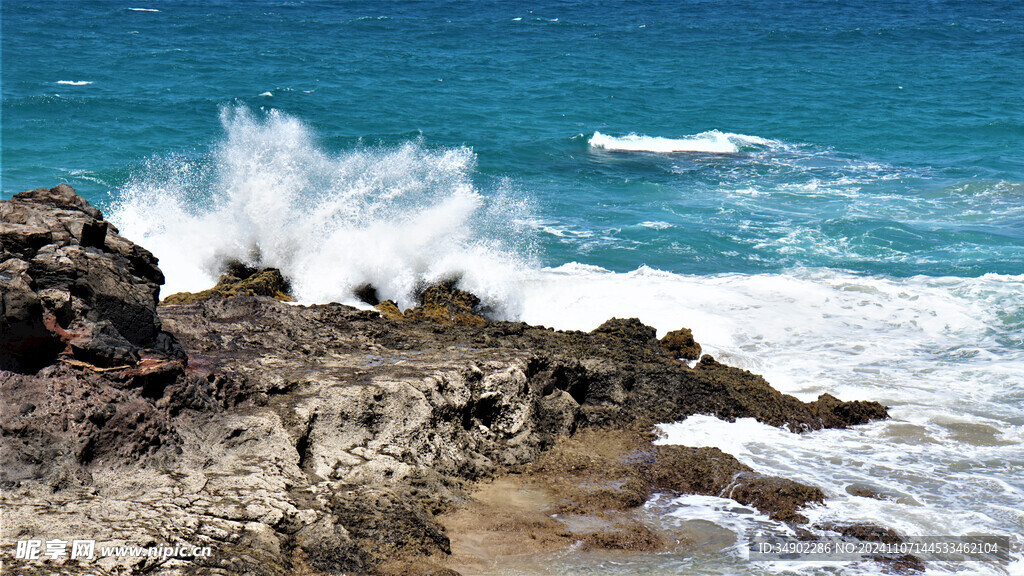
[{"xmin": 3, "ymin": 0, "xmax": 1023, "ymax": 278}]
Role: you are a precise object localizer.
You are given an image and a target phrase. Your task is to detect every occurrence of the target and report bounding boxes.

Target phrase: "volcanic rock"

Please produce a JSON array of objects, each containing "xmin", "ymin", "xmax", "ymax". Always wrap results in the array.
[
  {"xmin": 723, "ymin": 472, "xmax": 825, "ymax": 523},
  {"xmin": 0, "ymin": 184, "xmax": 182, "ymax": 372}
]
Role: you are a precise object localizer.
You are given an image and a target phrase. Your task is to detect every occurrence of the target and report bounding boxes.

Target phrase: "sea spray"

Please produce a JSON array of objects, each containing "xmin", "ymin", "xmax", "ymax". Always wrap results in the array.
[{"xmin": 110, "ymin": 106, "xmax": 536, "ymax": 315}]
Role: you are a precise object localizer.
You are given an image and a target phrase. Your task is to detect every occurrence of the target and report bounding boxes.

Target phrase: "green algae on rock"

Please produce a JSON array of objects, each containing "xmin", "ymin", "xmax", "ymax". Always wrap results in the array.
[
  {"xmin": 161, "ymin": 264, "xmax": 294, "ymax": 305},
  {"xmin": 660, "ymin": 327, "xmax": 702, "ymax": 360},
  {"xmin": 373, "ymin": 279, "xmax": 487, "ymax": 327}
]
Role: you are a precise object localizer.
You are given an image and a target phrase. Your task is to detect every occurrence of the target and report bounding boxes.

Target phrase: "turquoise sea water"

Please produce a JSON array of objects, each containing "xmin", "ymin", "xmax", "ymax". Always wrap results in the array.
[
  {"xmin": 3, "ymin": 1, "xmax": 1023, "ymax": 574},
  {"xmin": 4, "ymin": 0, "xmax": 1023, "ymax": 278}
]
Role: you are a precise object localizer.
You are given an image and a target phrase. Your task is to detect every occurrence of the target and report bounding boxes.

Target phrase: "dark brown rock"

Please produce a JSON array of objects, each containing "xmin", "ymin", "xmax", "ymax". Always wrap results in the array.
[
  {"xmin": 591, "ymin": 317, "xmax": 659, "ymax": 348},
  {"xmin": 0, "ymin": 258, "xmax": 63, "ymax": 372},
  {"xmin": 370, "ymin": 280, "xmax": 489, "ymax": 327},
  {"xmin": 522, "ymin": 428, "xmax": 826, "ymax": 535},
  {"xmin": 0, "ymin": 222, "xmax": 53, "ymax": 258},
  {"xmin": 579, "ymin": 524, "xmax": 665, "ymax": 551},
  {"xmin": 79, "ymin": 220, "xmax": 107, "ymax": 249},
  {"xmin": 812, "ymin": 524, "xmax": 925, "ymax": 574},
  {"xmin": 846, "ymin": 484, "xmax": 889, "ymax": 500},
  {"xmin": 660, "ymin": 327, "xmax": 702, "ymax": 360},
  {"xmin": 878, "ymin": 554, "xmax": 926, "ymax": 574},
  {"xmin": 67, "ymin": 320, "xmax": 140, "ymax": 367},
  {"xmin": 330, "ymin": 485, "xmax": 452, "ymax": 559},
  {"xmin": 643, "ymin": 445, "xmax": 752, "ymax": 494},
  {"xmin": 375, "ymin": 299, "xmax": 406, "ymax": 321},
  {"xmin": 8, "ymin": 183, "xmax": 102, "ymax": 219},
  {"xmin": 354, "ymin": 283, "xmax": 381, "ymax": 305},
  {"xmin": 818, "ymin": 522, "xmax": 902, "ymax": 544},
  {"xmin": 0, "ymin": 184, "xmax": 181, "ymax": 372},
  {"xmin": 686, "ymin": 354, "xmax": 888, "ymax": 431},
  {"xmin": 723, "ymin": 472, "xmax": 824, "ymax": 523},
  {"xmin": 636, "ymin": 445, "xmax": 824, "ymax": 524},
  {"xmin": 0, "ymin": 358, "xmax": 196, "ymax": 487},
  {"xmin": 808, "ymin": 392, "xmax": 890, "ymax": 428}
]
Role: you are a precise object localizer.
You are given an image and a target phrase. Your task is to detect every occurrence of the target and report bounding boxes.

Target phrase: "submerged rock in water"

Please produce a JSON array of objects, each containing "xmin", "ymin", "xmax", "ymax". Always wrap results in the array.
[
  {"xmin": 648, "ymin": 446, "xmax": 824, "ymax": 524},
  {"xmin": 813, "ymin": 523, "xmax": 925, "ymax": 573},
  {"xmin": 0, "ymin": 184, "xmax": 183, "ymax": 372},
  {"xmin": 161, "ymin": 263, "xmax": 293, "ymax": 305},
  {"xmin": 723, "ymin": 472, "xmax": 825, "ymax": 524},
  {"xmin": 808, "ymin": 392, "xmax": 890, "ymax": 428},
  {"xmin": 816, "ymin": 522, "xmax": 903, "ymax": 544},
  {"xmin": 524, "ymin": 431, "xmax": 823, "ymax": 525}
]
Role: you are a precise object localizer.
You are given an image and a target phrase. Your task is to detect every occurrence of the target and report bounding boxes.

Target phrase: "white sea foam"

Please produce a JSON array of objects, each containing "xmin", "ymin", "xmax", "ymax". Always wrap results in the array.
[
  {"xmin": 66, "ymin": 169, "xmax": 110, "ymax": 187},
  {"xmin": 639, "ymin": 220, "xmax": 672, "ymax": 229},
  {"xmin": 110, "ymin": 106, "xmax": 534, "ymax": 316},
  {"xmin": 128, "ymin": 7, "xmax": 160, "ymax": 12},
  {"xmin": 653, "ymin": 416, "xmax": 1022, "ymax": 575},
  {"xmin": 589, "ymin": 130, "xmax": 777, "ymax": 154},
  {"xmin": 519, "ymin": 265, "xmax": 1024, "ymax": 405},
  {"xmin": 56, "ymin": 80, "xmax": 92, "ymax": 86},
  {"xmin": 515, "ymin": 263, "xmax": 1023, "ymax": 572}
]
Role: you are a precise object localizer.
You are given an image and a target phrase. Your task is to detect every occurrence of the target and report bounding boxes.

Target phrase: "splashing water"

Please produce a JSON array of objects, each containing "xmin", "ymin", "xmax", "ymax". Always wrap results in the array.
[{"xmin": 110, "ymin": 106, "xmax": 535, "ymax": 315}]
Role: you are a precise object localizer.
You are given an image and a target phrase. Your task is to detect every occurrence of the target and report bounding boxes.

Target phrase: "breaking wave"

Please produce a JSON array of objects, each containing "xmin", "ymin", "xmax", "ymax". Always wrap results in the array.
[
  {"xmin": 109, "ymin": 106, "xmax": 535, "ymax": 316},
  {"xmin": 589, "ymin": 130, "xmax": 778, "ymax": 154}
]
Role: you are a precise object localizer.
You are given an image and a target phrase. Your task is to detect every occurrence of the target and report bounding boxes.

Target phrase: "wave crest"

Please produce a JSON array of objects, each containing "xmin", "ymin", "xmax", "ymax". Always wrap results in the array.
[{"xmin": 589, "ymin": 130, "xmax": 777, "ymax": 154}]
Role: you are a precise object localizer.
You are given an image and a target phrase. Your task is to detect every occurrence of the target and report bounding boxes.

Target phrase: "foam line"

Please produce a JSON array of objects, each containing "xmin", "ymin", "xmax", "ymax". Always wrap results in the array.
[{"xmin": 589, "ymin": 130, "xmax": 776, "ymax": 154}]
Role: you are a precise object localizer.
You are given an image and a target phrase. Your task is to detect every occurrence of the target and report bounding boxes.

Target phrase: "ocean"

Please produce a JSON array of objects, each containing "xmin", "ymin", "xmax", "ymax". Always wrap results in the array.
[{"xmin": 3, "ymin": 1, "xmax": 1023, "ymax": 574}]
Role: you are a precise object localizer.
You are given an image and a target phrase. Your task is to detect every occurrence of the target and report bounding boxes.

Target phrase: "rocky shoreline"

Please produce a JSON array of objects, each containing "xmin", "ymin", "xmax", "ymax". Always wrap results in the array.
[{"xmin": 2, "ymin": 186, "xmax": 906, "ymax": 575}]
